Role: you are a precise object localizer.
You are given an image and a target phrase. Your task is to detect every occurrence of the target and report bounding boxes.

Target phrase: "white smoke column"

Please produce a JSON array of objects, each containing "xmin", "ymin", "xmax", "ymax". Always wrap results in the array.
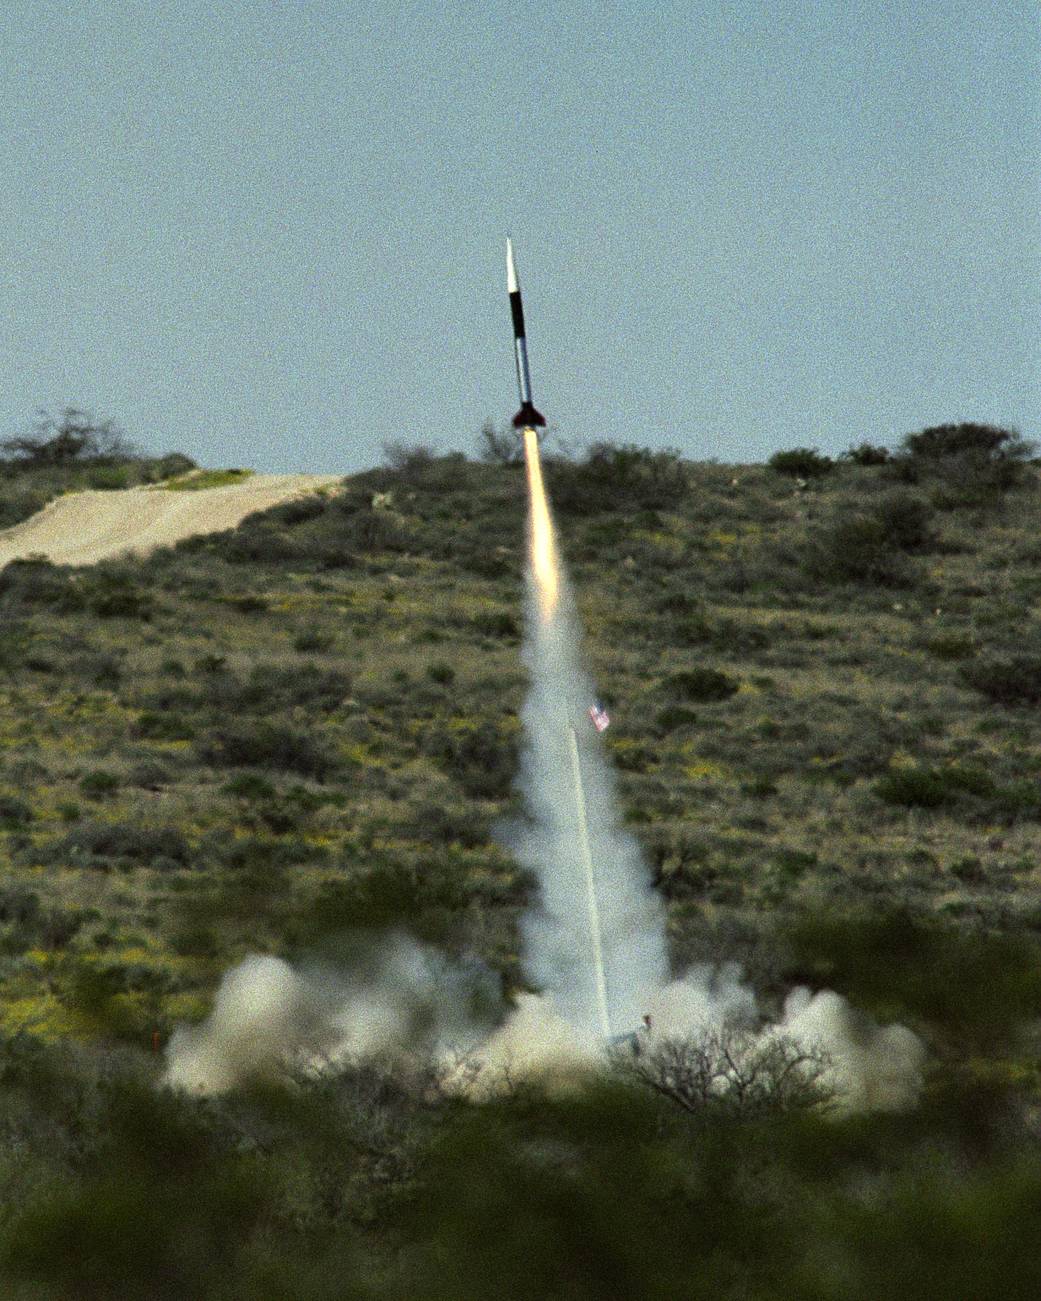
[{"xmin": 514, "ymin": 431, "xmax": 668, "ymax": 1037}]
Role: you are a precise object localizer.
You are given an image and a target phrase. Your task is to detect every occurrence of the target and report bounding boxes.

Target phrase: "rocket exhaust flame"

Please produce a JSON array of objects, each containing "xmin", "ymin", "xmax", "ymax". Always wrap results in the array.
[{"xmin": 523, "ymin": 428, "xmax": 559, "ymax": 622}]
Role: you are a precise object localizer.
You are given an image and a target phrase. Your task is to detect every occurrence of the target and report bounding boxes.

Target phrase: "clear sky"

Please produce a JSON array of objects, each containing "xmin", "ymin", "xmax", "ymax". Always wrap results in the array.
[{"xmin": 2, "ymin": 1, "xmax": 1037, "ymax": 473}]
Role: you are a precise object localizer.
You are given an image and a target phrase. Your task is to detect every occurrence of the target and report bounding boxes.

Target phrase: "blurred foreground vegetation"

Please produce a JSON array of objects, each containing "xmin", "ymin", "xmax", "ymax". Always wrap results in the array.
[{"xmin": 0, "ymin": 421, "xmax": 1040, "ymax": 1294}]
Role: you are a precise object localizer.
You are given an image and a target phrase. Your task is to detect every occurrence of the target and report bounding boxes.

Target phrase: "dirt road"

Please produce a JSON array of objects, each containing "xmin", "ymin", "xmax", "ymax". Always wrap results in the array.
[{"xmin": 0, "ymin": 474, "xmax": 342, "ymax": 568}]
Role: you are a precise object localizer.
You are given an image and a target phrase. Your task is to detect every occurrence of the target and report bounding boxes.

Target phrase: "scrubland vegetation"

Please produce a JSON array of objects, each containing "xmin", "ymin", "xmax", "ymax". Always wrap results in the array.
[
  {"xmin": 1, "ymin": 421, "xmax": 1041, "ymax": 1295},
  {"xmin": 0, "ymin": 407, "xmax": 197, "ymax": 528}
]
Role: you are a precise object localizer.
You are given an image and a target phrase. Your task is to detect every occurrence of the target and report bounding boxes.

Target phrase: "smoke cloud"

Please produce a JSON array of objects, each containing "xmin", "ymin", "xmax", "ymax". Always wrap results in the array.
[{"xmin": 164, "ymin": 937, "xmax": 495, "ymax": 1094}]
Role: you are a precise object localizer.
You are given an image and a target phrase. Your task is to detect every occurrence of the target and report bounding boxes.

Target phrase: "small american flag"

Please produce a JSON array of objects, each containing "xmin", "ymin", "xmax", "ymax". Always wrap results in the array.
[{"xmin": 589, "ymin": 702, "xmax": 610, "ymax": 733}]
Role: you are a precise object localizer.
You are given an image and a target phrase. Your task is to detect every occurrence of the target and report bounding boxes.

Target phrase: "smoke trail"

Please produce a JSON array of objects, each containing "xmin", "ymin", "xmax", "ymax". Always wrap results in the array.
[{"xmin": 512, "ymin": 431, "xmax": 668, "ymax": 1038}]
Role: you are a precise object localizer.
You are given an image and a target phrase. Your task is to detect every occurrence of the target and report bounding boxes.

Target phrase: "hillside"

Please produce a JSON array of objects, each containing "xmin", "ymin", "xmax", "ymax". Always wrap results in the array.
[{"xmin": 1, "ymin": 440, "xmax": 1040, "ymax": 1295}]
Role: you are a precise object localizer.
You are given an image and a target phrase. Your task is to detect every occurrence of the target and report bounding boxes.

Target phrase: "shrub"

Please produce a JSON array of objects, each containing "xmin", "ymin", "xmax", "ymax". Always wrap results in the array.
[
  {"xmin": 547, "ymin": 443, "xmax": 689, "ymax": 514},
  {"xmin": 197, "ymin": 723, "xmax": 338, "ymax": 780},
  {"xmin": 382, "ymin": 440, "xmax": 436, "ymax": 472},
  {"xmin": 804, "ymin": 501, "xmax": 921, "ymax": 588},
  {"xmin": 78, "ymin": 771, "xmax": 120, "ymax": 800},
  {"xmin": 0, "ymin": 407, "xmax": 136, "ymax": 464},
  {"xmin": 902, "ymin": 422, "xmax": 1030, "ymax": 463},
  {"xmin": 891, "ymin": 423, "xmax": 1035, "ymax": 504},
  {"xmin": 83, "ymin": 568, "xmax": 153, "ymax": 620},
  {"xmin": 84, "ymin": 465, "xmax": 131, "ymax": 490},
  {"xmin": 154, "ymin": 452, "xmax": 197, "ymax": 480},
  {"xmin": 0, "ymin": 795, "xmax": 33, "ymax": 828},
  {"xmin": 871, "ymin": 490, "xmax": 935, "ymax": 552},
  {"xmin": 422, "ymin": 722, "xmax": 516, "ymax": 800},
  {"xmin": 875, "ymin": 766, "xmax": 969, "ymax": 809},
  {"xmin": 221, "ymin": 664, "xmax": 352, "ymax": 714},
  {"xmin": 127, "ymin": 761, "xmax": 170, "ymax": 790},
  {"xmin": 48, "ymin": 822, "xmax": 190, "ymax": 869},
  {"xmin": 0, "ymin": 558, "xmax": 84, "ymax": 612},
  {"xmin": 293, "ymin": 630, "xmax": 336, "ymax": 653},
  {"xmin": 224, "ymin": 773, "xmax": 278, "ymax": 801},
  {"xmin": 665, "ymin": 668, "xmax": 739, "ymax": 703},
  {"xmin": 70, "ymin": 651, "xmax": 123, "ymax": 689},
  {"xmin": 874, "ymin": 763, "xmax": 1041, "ymax": 821},
  {"xmin": 768, "ymin": 448, "xmax": 834, "ymax": 479},
  {"xmin": 477, "ymin": 420, "xmax": 524, "ymax": 466},
  {"xmin": 0, "ymin": 888, "xmax": 83, "ymax": 950},
  {"xmin": 961, "ymin": 657, "xmax": 1041, "ymax": 706},
  {"xmin": 409, "ymin": 802, "xmax": 489, "ymax": 849},
  {"xmin": 133, "ymin": 711, "xmax": 195, "ymax": 741},
  {"xmin": 920, "ymin": 633, "xmax": 976, "ymax": 662},
  {"xmin": 471, "ymin": 610, "xmax": 519, "ymax": 641},
  {"xmin": 844, "ymin": 442, "xmax": 891, "ymax": 465},
  {"xmin": 655, "ymin": 705, "xmax": 697, "ymax": 733},
  {"xmin": 619, "ymin": 1027, "xmax": 834, "ymax": 1119}
]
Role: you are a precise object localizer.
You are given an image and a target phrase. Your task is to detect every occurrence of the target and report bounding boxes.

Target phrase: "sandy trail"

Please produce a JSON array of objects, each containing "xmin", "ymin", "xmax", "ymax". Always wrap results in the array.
[{"xmin": 0, "ymin": 474, "xmax": 342, "ymax": 568}]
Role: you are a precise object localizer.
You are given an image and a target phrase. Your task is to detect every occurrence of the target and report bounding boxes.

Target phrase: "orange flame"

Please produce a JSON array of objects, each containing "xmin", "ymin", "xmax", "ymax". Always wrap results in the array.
[{"xmin": 523, "ymin": 428, "xmax": 559, "ymax": 621}]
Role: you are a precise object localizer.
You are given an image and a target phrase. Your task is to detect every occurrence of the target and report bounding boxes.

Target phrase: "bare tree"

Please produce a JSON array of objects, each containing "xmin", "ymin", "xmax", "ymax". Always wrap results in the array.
[
  {"xmin": 0, "ymin": 407, "xmax": 137, "ymax": 465},
  {"xmin": 381, "ymin": 439, "xmax": 435, "ymax": 472},
  {"xmin": 477, "ymin": 420, "xmax": 524, "ymax": 466},
  {"xmin": 616, "ymin": 1027, "xmax": 835, "ymax": 1120}
]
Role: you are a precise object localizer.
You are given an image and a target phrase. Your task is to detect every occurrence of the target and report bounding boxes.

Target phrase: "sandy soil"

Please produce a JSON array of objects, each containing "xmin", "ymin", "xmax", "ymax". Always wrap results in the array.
[{"xmin": 0, "ymin": 474, "xmax": 342, "ymax": 568}]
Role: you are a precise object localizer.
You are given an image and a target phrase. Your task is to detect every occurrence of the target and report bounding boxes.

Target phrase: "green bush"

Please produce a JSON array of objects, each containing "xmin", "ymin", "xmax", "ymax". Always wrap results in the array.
[
  {"xmin": 804, "ymin": 493, "xmax": 930, "ymax": 587},
  {"xmin": 293, "ymin": 629, "xmax": 336, "ymax": 653},
  {"xmin": 153, "ymin": 452, "xmax": 197, "ymax": 480},
  {"xmin": 547, "ymin": 443, "xmax": 689, "ymax": 514},
  {"xmin": 422, "ymin": 721, "xmax": 516, "ymax": 800},
  {"xmin": 47, "ymin": 822, "xmax": 191, "ymax": 870},
  {"xmin": 84, "ymin": 465, "xmax": 131, "ymax": 490},
  {"xmin": 654, "ymin": 705, "xmax": 697, "ymax": 733},
  {"xmin": 133, "ymin": 710, "xmax": 196, "ymax": 741},
  {"xmin": 0, "ymin": 558, "xmax": 84, "ymax": 612},
  {"xmin": 871, "ymin": 489, "xmax": 935, "ymax": 552},
  {"xmin": 197, "ymin": 723, "xmax": 338, "ymax": 781},
  {"xmin": 768, "ymin": 447, "xmax": 834, "ymax": 478},
  {"xmin": 920, "ymin": 633, "xmax": 976, "ymax": 661},
  {"xmin": 223, "ymin": 773, "xmax": 278, "ymax": 802},
  {"xmin": 0, "ymin": 795, "xmax": 33, "ymax": 828},
  {"xmin": 471, "ymin": 610, "xmax": 519, "ymax": 641},
  {"xmin": 0, "ymin": 887, "xmax": 84, "ymax": 950},
  {"xmin": 961, "ymin": 657, "xmax": 1041, "ymax": 706},
  {"xmin": 225, "ymin": 664, "xmax": 352, "ymax": 714},
  {"xmin": 83, "ymin": 568, "xmax": 153, "ymax": 620},
  {"xmin": 78, "ymin": 771, "xmax": 120, "ymax": 800},
  {"xmin": 843, "ymin": 442, "xmax": 891, "ymax": 465},
  {"xmin": 665, "ymin": 668, "xmax": 739, "ymax": 703},
  {"xmin": 874, "ymin": 763, "xmax": 1041, "ymax": 821},
  {"xmin": 891, "ymin": 422, "xmax": 1035, "ymax": 505}
]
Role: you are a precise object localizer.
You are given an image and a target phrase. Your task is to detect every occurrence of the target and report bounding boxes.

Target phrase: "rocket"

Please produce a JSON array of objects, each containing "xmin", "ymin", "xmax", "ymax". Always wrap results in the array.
[{"xmin": 507, "ymin": 237, "xmax": 547, "ymax": 430}]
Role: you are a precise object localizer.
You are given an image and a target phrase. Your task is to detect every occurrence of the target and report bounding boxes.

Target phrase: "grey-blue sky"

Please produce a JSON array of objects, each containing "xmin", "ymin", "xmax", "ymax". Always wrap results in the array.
[{"xmin": 2, "ymin": 0, "xmax": 1037, "ymax": 472}]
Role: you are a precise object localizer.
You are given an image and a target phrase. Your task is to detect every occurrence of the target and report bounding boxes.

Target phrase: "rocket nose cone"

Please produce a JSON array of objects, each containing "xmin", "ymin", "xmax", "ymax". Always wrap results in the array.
[{"xmin": 506, "ymin": 237, "xmax": 519, "ymax": 294}]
